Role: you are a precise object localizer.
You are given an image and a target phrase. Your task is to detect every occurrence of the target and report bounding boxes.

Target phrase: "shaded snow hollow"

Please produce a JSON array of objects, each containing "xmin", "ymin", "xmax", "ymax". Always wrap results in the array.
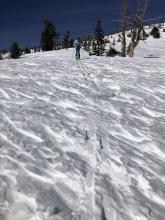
[{"xmin": 0, "ymin": 32, "xmax": 165, "ymax": 220}]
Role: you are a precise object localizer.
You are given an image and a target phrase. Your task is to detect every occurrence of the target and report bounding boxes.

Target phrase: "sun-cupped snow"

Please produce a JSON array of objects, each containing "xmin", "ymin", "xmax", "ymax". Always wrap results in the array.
[{"xmin": 0, "ymin": 31, "xmax": 165, "ymax": 220}]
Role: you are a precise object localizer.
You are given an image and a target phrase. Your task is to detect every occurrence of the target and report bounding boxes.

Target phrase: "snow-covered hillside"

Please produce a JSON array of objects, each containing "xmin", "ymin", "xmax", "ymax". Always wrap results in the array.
[
  {"xmin": 106, "ymin": 25, "xmax": 165, "ymax": 58},
  {"xmin": 0, "ymin": 31, "xmax": 165, "ymax": 220}
]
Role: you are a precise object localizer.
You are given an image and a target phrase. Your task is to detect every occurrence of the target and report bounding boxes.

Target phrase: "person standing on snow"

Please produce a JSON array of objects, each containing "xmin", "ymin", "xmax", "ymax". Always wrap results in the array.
[{"xmin": 74, "ymin": 37, "xmax": 81, "ymax": 60}]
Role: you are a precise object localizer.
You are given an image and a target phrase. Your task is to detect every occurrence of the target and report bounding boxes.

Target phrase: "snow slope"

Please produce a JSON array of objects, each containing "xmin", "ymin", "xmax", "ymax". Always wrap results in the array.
[{"xmin": 0, "ymin": 32, "xmax": 165, "ymax": 220}]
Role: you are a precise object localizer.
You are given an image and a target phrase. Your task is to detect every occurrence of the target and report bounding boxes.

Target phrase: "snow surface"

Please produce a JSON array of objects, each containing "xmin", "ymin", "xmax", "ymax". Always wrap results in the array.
[{"xmin": 0, "ymin": 31, "xmax": 165, "ymax": 220}]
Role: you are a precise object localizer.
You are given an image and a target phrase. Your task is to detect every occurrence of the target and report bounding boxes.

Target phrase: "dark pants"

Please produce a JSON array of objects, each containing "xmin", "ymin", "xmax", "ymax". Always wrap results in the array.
[{"xmin": 76, "ymin": 46, "xmax": 80, "ymax": 59}]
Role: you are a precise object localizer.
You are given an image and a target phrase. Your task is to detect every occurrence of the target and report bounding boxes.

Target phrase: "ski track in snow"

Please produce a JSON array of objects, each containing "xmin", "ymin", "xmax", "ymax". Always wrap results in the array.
[{"xmin": 0, "ymin": 33, "xmax": 165, "ymax": 220}]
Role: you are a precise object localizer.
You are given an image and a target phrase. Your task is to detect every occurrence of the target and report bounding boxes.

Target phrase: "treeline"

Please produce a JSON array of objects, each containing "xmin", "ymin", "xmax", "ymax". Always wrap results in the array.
[
  {"xmin": 0, "ymin": 18, "xmax": 106, "ymax": 59},
  {"xmin": 0, "ymin": 20, "xmax": 74, "ymax": 59},
  {"xmin": 0, "ymin": 20, "xmax": 79, "ymax": 59},
  {"xmin": 0, "ymin": 18, "xmax": 163, "ymax": 60},
  {"xmin": 0, "ymin": 0, "xmax": 164, "ymax": 60}
]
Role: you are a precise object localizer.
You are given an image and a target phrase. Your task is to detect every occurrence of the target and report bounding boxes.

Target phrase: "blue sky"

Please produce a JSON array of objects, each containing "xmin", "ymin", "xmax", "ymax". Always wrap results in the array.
[{"xmin": 0, "ymin": 0, "xmax": 164, "ymax": 49}]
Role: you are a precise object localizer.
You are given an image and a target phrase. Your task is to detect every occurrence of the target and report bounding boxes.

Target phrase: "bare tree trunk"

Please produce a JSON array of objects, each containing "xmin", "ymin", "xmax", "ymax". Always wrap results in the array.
[
  {"xmin": 127, "ymin": 0, "xmax": 149, "ymax": 57},
  {"xmin": 120, "ymin": 0, "xmax": 128, "ymax": 57},
  {"xmin": 121, "ymin": 30, "xmax": 126, "ymax": 57},
  {"xmin": 127, "ymin": 27, "xmax": 142, "ymax": 57},
  {"xmin": 127, "ymin": 41, "xmax": 137, "ymax": 57}
]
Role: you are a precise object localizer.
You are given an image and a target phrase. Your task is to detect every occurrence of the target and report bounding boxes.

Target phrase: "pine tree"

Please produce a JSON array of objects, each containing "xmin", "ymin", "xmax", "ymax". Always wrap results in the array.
[
  {"xmin": 0, "ymin": 53, "xmax": 3, "ymax": 60},
  {"xmin": 82, "ymin": 34, "xmax": 93, "ymax": 52},
  {"xmin": 151, "ymin": 27, "xmax": 160, "ymax": 38},
  {"xmin": 2, "ymin": 49, "xmax": 7, "ymax": 54},
  {"xmin": 10, "ymin": 42, "xmax": 21, "ymax": 59},
  {"xmin": 25, "ymin": 47, "xmax": 31, "ymax": 54},
  {"xmin": 33, "ymin": 46, "xmax": 37, "ymax": 53},
  {"xmin": 112, "ymin": 38, "xmax": 116, "ymax": 46},
  {"xmin": 141, "ymin": 29, "xmax": 149, "ymax": 40},
  {"xmin": 83, "ymin": 41, "xmax": 88, "ymax": 51},
  {"xmin": 69, "ymin": 39, "xmax": 74, "ymax": 48},
  {"xmin": 92, "ymin": 19, "xmax": 105, "ymax": 56},
  {"xmin": 41, "ymin": 20, "xmax": 59, "ymax": 51},
  {"xmin": 63, "ymin": 31, "xmax": 70, "ymax": 49}
]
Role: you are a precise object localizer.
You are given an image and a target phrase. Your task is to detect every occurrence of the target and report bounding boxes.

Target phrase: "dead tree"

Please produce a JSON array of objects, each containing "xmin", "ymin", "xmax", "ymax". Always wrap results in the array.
[
  {"xmin": 127, "ymin": 0, "xmax": 149, "ymax": 57},
  {"xmin": 120, "ymin": 0, "xmax": 128, "ymax": 57},
  {"xmin": 115, "ymin": 0, "xmax": 149, "ymax": 57}
]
